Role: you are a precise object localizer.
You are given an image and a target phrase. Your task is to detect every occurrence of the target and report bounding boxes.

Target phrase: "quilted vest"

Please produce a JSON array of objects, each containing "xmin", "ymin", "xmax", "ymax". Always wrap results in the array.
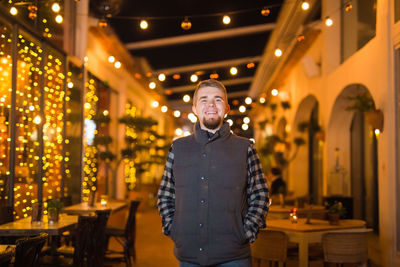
[{"xmin": 170, "ymin": 122, "xmax": 251, "ymax": 266}]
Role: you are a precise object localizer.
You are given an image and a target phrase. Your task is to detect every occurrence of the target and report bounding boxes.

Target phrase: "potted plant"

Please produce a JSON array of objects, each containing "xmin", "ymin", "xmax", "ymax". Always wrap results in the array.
[
  {"xmin": 326, "ymin": 201, "xmax": 346, "ymax": 225},
  {"xmin": 47, "ymin": 198, "xmax": 63, "ymax": 223},
  {"xmin": 346, "ymin": 92, "xmax": 383, "ymax": 131}
]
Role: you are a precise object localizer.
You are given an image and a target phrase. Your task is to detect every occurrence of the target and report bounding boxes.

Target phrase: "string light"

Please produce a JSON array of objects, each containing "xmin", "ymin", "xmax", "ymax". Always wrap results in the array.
[
  {"xmin": 230, "ymin": 67, "xmax": 238, "ymax": 75},
  {"xmin": 210, "ymin": 73, "xmax": 219, "ymax": 79},
  {"xmin": 140, "ymin": 20, "xmax": 148, "ymax": 30},
  {"xmin": 108, "ymin": 56, "xmax": 115, "ymax": 63},
  {"xmin": 183, "ymin": 95, "xmax": 191, "ymax": 102},
  {"xmin": 28, "ymin": 5, "xmax": 38, "ymax": 19},
  {"xmin": 247, "ymin": 62, "xmax": 255, "ymax": 69},
  {"xmin": 161, "ymin": 106, "xmax": 168, "ymax": 113},
  {"xmin": 227, "ymin": 119, "xmax": 233, "ymax": 126},
  {"xmin": 243, "ymin": 117, "xmax": 250, "ymax": 124},
  {"xmin": 149, "ymin": 81, "xmax": 156, "ymax": 89},
  {"xmin": 271, "ymin": 89, "xmax": 279, "ymax": 96},
  {"xmin": 98, "ymin": 18, "xmax": 108, "ymax": 28},
  {"xmin": 261, "ymin": 7, "xmax": 270, "ymax": 16},
  {"xmin": 301, "ymin": 1, "xmax": 310, "ymax": 11},
  {"xmin": 242, "ymin": 124, "xmax": 249, "ymax": 130},
  {"xmin": 172, "ymin": 74, "xmax": 181, "ymax": 80},
  {"xmin": 297, "ymin": 34, "xmax": 305, "ymax": 42},
  {"xmin": 345, "ymin": 2, "xmax": 353, "ymax": 12},
  {"xmin": 245, "ymin": 97, "xmax": 252, "ymax": 105},
  {"xmin": 188, "ymin": 113, "xmax": 197, "ymax": 123},
  {"xmin": 239, "ymin": 105, "xmax": 246, "ymax": 113},
  {"xmin": 181, "ymin": 17, "xmax": 192, "ymax": 30},
  {"xmin": 274, "ymin": 48, "xmax": 283, "ymax": 57},
  {"xmin": 259, "ymin": 96, "xmax": 266, "ymax": 104},
  {"xmin": 173, "ymin": 110, "xmax": 181, "ymax": 117},
  {"xmin": 51, "ymin": 2, "xmax": 61, "ymax": 13},
  {"xmin": 190, "ymin": 74, "xmax": 198, "ymax": 83},
  {"xmin": 325, "ymin": 17, "xmax": 333, "ymax": 26},
  {"xmin": 114, "ymin": 61, "xmax": 121, "ymax": 69},
  {"xmin": 222, "ymin": 15, "xmax": 231, "ymax": 25},
  {"xmin": 10, "ymin": 7, "xmax": 17, "ymax": 16},
  {"xmin": 55, "ymin": 15, "xmax": 63, "ymax": 24},
  {"xmin": 158, "ymin": 73, "xmax": 166, "ymax": 81},
  {"xmin": 151, "ymin": 100, "xmax": 159, "ymax": 108}
]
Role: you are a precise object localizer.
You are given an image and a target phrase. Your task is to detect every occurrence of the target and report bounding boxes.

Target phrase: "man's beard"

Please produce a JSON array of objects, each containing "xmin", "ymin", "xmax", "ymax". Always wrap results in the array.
[{"xmin": 203, "ymin": 116, "xmax": 223, "ymax": 130}]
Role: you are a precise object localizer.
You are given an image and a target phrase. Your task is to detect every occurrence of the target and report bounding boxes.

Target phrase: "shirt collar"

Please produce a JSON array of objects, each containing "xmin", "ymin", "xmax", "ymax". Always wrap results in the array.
[{"xmin": 194, "ymin": 121, "xmax": 231, "ymax": 144}]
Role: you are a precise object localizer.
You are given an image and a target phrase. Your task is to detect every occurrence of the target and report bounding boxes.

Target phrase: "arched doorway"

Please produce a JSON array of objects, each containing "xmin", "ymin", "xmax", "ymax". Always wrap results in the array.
[
  {"xmin": 327, "ymin": 84, "xmax": 379, "ymax": 231},
  {"xmin": 291, "ymin": 95, "xmax": 323, "ymax": 204}
]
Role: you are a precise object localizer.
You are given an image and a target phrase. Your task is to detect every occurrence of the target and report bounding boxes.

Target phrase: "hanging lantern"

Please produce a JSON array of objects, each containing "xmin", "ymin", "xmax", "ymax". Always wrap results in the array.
[
  {"xmin": 261, "ymin": 7, "xmax": 270, "ymax": 16},
  {"xmin": 181, "ymin": 17, "xmax": 191, "ymax": 30},
  {"xmin": 28, "ymin": 4, "xmax": 38, "ymax": 20}
]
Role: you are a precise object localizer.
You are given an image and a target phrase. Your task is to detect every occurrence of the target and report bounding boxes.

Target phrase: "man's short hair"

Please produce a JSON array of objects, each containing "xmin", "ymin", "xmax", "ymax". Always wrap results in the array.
[{"xmin": 193, "ymin": 79, "xmax": 228, "ymax": 105}]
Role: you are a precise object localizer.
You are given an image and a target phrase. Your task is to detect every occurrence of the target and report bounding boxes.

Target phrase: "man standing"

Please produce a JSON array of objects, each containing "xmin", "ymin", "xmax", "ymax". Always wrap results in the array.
[{"xmin": 157, "ymin": 79, "xmax": 269, "ymax": 267}]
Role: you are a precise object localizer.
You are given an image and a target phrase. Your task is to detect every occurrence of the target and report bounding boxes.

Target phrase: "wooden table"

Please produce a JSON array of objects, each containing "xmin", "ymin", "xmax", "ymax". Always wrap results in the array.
[
  {"xmin": 62, "ymin": 201, "xmax": 128, "ymax": 215},
  {"xmin": 266, "ymin": 218, "xmax": 366, "ymax": 267},
  {"xmin": 268, "ymin": 205, "xmax": 327, "ymax": 220}
]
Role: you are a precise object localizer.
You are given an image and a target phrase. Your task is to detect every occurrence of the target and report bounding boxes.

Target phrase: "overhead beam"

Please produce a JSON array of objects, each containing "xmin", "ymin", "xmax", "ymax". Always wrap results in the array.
[
  {"xmin": 153, "ymin": 56, "xmax": 261, "ymax": 75},
  {"xmin": 125, "ymin": 23, "xmax": 276, "ymax": 50},
  {"xmin": 166, "ymin": 77, "xmax": 253, "ymax": 93}
]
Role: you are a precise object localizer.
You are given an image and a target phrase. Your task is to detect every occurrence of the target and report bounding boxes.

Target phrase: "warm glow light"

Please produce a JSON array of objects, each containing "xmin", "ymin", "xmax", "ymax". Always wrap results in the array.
[
  {"xmin": 227, "ymin": 119, "xmax": 233, "ymax": 126},
  {"xmin": 67, "ymin": 82, "xmax": 74, "ymax": 88},
  {"xmin": 158, "ymin": 73, "xmax": 166, "ymax": 81},
  {"xmin": 103, "ymin": 110, "xmax": 109, "ymax": 116},
  {"xmin": 55, "ymin": 15, "xmax": 63, "ymax": 23},
  {"xmin": 374, "ymin": 129, "xmax": 380, "ymax": 135},
  {"xmin": 10, "ymin": 7, "xmax": 17, "ymax": 15},
  {"xmin": 274, "ymin": 48, "xmax": 283, "ymax": 57},
  {"xmin": 181, "ymin": 17, "xmax": 192, "ymax": 30},
  {"xmin": 345, "ymin": 2, "xmax": 353, "ymax": 12},
  {"xmin": 243, "ymin": 117, "xmax": 250, "ymax": 124},
  {"xmin": 52, "ymin": 2, "xmax": 61, "ymax": 13},
  {"xmin": 210, "ymin": 73, "xmax": 219, "ymax": 79},
  {"xmin": 188, "ymin": 113, "xmax": 197, "ymax": 123},
  {"xmin": 114, "ymin": 61, "xmax": 121, "ymax": 69},
  {"xmin": 108, "ymin": 56, "xmax": 115, "ymax": 63},
  {"xmin": 140, "ymin": 20, "xmax": 148, "ymax": 29},
  {"xmin": 33, "ymin": 115, "xmax": 41, "ymax": 125},
  {"xmin": 173, "ymin": 74, "xmax": 181, "ymax": 80},
  {"xmin": 271, "ymin": 89, "xmax": 279, "ymax": 96},
  {"xmin": 149, "ymin": 82, "xmax": 156, "ymax": 89},
  {"xmin": 325, "ymin": 17, "xmax": 333, "ymax": 26},
  {"xmin": 261, "ymin": 8, "xmax": 270, "ymax": 16},
  {"xmin": 301, "ymin": 1, "xmax": 310, "ymax": 10},
  {"xmin": 183, "ymin": 95, "xmax": 191, "ymax": 102},
  {"xmin": 190, "ymin": 74, "xmax": 198, "ymax": 83},
  {"xmin": 161, "ymin": 106, "xmax": 168, "ymax": 113},
  {"xmin": 183, "ymin": 131, "xmax": 191, "ymax": 136},
  {"xmin": 223, "ymin": 15, "xmax": 231, "ymax": 24},
  {"xmin": 245, "ymin": 97, "xmax": 252, "ymax": 105},
  {"xmin": 239, "ymin": 105, "xmax": 246, "ymax": 113},
  {"xmin": 151, "ymin": 100, "xmax": 159, "ymax": 108},
  {"xmin": 173, "ymin": 110, "xmax": 181, "ymax": 117},
  {"xmin": 259, "ymin": 97, "xmax": 266, "ymax": 104},
  {"xmin": 230, "ymin": 67, "xmax": 238, "ymax": 75},
  {"xmin": 242, "ymin": 124, "xmax": 249, "ymax": 130},
  {"xmin": 175, "ymin": 128, "xmax": 183, "ymax": 136},
  {"xmin": 247, "ymin": 62, "xmax": 255, "ymax": 69}
]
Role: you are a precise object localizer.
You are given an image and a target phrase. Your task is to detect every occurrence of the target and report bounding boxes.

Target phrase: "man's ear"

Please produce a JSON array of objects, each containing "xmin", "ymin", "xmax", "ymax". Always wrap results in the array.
[
  {"xmin": 225, "ymin": 104, "xmax": 230, "ymax": 114},
  {"xmin": 192, "ymin": 105, "xmax": 198, "ymax": 116}
]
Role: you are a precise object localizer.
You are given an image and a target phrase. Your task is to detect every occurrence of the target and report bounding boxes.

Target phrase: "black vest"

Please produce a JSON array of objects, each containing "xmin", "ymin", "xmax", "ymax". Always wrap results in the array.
[{"xmin": 171, "ymin": 122, "xmax": 251, "ymax": 265}]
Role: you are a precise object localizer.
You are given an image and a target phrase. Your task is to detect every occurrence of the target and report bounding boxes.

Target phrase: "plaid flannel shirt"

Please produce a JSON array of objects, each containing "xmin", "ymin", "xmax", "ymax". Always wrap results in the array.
[{"xmin": 157, "ymin": 142, "xmax": 269, "ymax": 243}]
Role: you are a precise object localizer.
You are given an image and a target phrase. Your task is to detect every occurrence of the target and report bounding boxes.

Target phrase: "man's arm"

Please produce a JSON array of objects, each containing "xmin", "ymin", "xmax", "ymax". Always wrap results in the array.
[
  {"xmin": 243, "ymin": 142, "xmax": 270, "ymax": 242},
  {"xmin": 157, "ymin": 146, "xmax": 175, "ymax": 236}
]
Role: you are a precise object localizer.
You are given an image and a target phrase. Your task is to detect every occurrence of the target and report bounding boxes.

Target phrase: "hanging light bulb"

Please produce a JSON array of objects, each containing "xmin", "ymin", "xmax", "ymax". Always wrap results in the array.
[
  {"xmin": 345, "ymin": 2, "xmax": 353, "ymax": 12},
  {"xmin": 297, "ymin": 34, "xmax": 305, "ymax": 42},
  {"xmin": 98, "ymin": 17, "xmax": 108, "ymax": 28},
  {"xmin": 52, "ymin": 2, "xmax": 61, "ymax": 13},
  {"xmin": 28, "ymin": 4, "xmax": 38, "ymax": 19},
  {"xmin": 158, "ymin": 73, "xmax": 166, "ymax": 81},
  {"xmin": 271, "ymin": 89, "xmax": 279, "ymax": 96},
  {"xmin": 181, "ymin": 17, "xmax": 192, "ymax": 30},
  {"xmin": 55, "ymin": 15, "xmax": 63, "ymax": 24},
  {"xmin": 190, "ymin": 74, "xmax": 198, "ymax": 83},
  {"xmin": 261, "ymin": 7, "xmax": 270, "ymax": 16},
  {"xmin": 325, "ymin": 17, "xmax": 333, "ymax": 27},
  {"xmin": 140, "ymin": 20, "xmax": 148, "ymax": 30},
  {"xmin": 222, "ymin": 15, "xmax": 231, "ymax": 25},
  {"xmin": 230, "ymin": 67, "xmax": 238, "ymax": 75},
  {"xmin": 210, "ymin": 73, "xmax": 219, "ymax": 79},
  {"xmin": 108, "ymin": 56, "xmax": 115, "ymax": 63},
  {"xmin": 274, "ymin": 48, "xmax": 283, "ymax": 57},
  {"xmin": 10, "ymin": 7, "xmax": 17, "ymax": 16},
  {"xmin": 183, "ymin": 95, "xmax": 191, "ymax": 102},
  {"xmin": 301, "ymin": 1, "xmax": 310, "ymax": 10}
]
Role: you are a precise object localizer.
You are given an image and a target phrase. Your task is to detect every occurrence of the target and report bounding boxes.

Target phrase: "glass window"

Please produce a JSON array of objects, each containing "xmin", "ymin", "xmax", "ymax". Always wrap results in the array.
[
  {"xmin": 341, "ymin": 0, "xmax": 376, "ymax": 62},
  {"xmin": 0, "ymin": 18, "xmax": 12, "ymax": 209}
]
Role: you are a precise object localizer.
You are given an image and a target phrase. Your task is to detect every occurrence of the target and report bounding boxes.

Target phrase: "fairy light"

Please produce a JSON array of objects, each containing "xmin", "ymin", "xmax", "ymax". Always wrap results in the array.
[
  {"xmin": 175, "ymin": 128, "xmax": 183, "ymax": 136},
  {"xmin": 161, "ymin": 105, "xmax": 168, "ymax": 113},
  {"xmin": 242, "ymin": 124, "xmax": 249, "ymax": 130},
  {"xmin": 183, "ymin": 94, "xmax": 191, "ymax": 102},
  {"xmin": 271, "ymin": 89, "xmax": 279, "ymax": 96},
  {"xmin": 325, "ymin": 17, "xmax": 333, "ymax": 27},
  {"xmin": 261, "ymin": 7, "xmax": 270, "ymax": 16},
  {"xmin": 230, "ymin": 67, "xmax": 238, "ymax": 75},
  {"xmin": 239, "ymin": 105, "xmax": 246, "ymax": 113},
  {"xmin": 10, "ymin": 7, "xmax": 17, "ymax": 16},
  {"xmin": 188, "ymin": 113, "xmax": 197, "ymax": 123},
  {"xmin": 151, "ymin": 100, "xmax": 159, "ymax": 108},
  {"xmin": 243, "ymin": 117, "xmax": 250, "ymax": 124},
  {"xmin": 301, "ymin": 1, "xmax": 310, "ymax": 10},
  {"xmin": 51, "ymin": 2, "xmax": 61, "ymax": 13},
  {"xmin": 181, "ymin": 17, "xmax": 192, "ymax": 30},
  {"xmin": 140, "ymin": 20, "xmax": 148, "ymax": 30},
  {"xmin": 223, "ymin": 15, "xmax": 231, "ymax": 25},
  {"xmin": 227, "ymin": 119, "xmax": 233, "ymax": 126},
  {"xmin": 149, "ymin": 82, "xmax": 156, "ymax": 89},
  {"xmin": 245, "ymin": 97, "xmax": 252, "ymax": 105},
  {"xmin": 114, "ymin": 61, "xmax": 121, "ymax": 69},
  {"xmin": 108, "ymin": 56, "xmax": 115, "ymax": 63},
  {"xmin": 274, "ymin": 48, "xmax": 283, "ymax": 57},
  {"xmin": 173, "ymin": 110, "xmax": 181, "ymax": 117},
  {"xmin": 190, "ymin": 74, "xmax": 198, "ymax": 83},
  {"xmin": 158, "ymin": 73, "xmax": 166, "ymax": 81},
  {"xmin": 55, "ymin": 15, "xmax": 63, "ymax": 24}
]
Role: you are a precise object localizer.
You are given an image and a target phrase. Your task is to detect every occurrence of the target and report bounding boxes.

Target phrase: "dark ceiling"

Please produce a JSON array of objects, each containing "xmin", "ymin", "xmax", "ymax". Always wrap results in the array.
[{"xmin": 91, "ymin": 0, "xmax": 286, "ymax": 137}]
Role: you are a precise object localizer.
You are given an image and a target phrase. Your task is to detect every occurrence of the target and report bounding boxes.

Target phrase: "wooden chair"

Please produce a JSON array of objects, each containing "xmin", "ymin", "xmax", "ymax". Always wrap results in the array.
[
  {"xmin": 251, "ymin": 230, "xmax": 288, "ymax": 267},
  {"xmin": 105, "ymin": 200, "xmax": 140, "ymax": 267},
  {"xmin": 41, "ymin": 215, "xmax": 96, "ymax": 267},
  {"xmin": 13, "ymin": 232, "xmax": 48, "ymax": 267},
  {"xmin": 0, "ymin": 246, "xmax": 14, "ymax": 267},
  {"xmin": 322, "ymin": 231, "xmax": 370, "ymax": 267},
  {"xmin": 87, "ymin": 209, "xmax": 111, "ymax": 267}
]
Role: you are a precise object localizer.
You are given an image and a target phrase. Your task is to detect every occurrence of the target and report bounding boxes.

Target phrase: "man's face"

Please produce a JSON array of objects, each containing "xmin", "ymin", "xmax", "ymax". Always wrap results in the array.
[{"xmin": 192, "ymin": 86, "xmax": 230, "ymax": 131}]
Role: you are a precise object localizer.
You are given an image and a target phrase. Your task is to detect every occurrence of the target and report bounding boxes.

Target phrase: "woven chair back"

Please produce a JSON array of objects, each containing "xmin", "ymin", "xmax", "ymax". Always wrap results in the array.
[
  {"xmin": 322, "ymin": 232, "xmax": 369, "ymax": 263},
  {"xmin": 251, "ymin": 230, "xmax": 288, "ymax": 262},
  {"xmin": 14, "ymin": 232, "xmax": 48, "ymax": 267}
]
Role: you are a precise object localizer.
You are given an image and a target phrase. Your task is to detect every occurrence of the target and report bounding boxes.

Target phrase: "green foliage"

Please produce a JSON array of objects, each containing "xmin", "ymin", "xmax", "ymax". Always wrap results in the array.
[
  {"xmin": 121, "ymin": 148, "xmax": 136, "ymax": 158},
  {"xmin": 119, "ymin": 115, "xmax": 158, "ymax": 131},
  {"xmin": 92, "ymin": 114, "xmax": 111, "ymax": 124},
  {"xmin": 293, "ymin": 137, "xmax": 306, "ymax": 146},
  {"xmin": 269, "ymin": 103, "xmax": 278, "ymax": 112},
  {"xmin": 47, "ymin": 198, "xmax": 63, "ymax": 211},
  {"xmin": 297, "ymin": 121, "xmax": 309, "ymax": 132},
  {"xmin": 281, "ymin": 101, "xmax": 291, "ymax": 110},
  {"xmin": 346, "ymin": 92, "xmax": 375, "ymax": 112},
  {"xmin": 99, "ymin": 151, "xmax": 116, "ymax": 162},
  {"xmin": 326, "ymin": 201, "xmax": 346, "ymax": 217}
]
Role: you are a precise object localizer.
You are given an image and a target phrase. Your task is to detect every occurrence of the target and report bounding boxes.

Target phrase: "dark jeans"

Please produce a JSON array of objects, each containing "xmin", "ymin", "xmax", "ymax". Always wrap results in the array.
[{"xmin": 179, "ymin": 257, "xmax": 251, "ymax": 267}]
